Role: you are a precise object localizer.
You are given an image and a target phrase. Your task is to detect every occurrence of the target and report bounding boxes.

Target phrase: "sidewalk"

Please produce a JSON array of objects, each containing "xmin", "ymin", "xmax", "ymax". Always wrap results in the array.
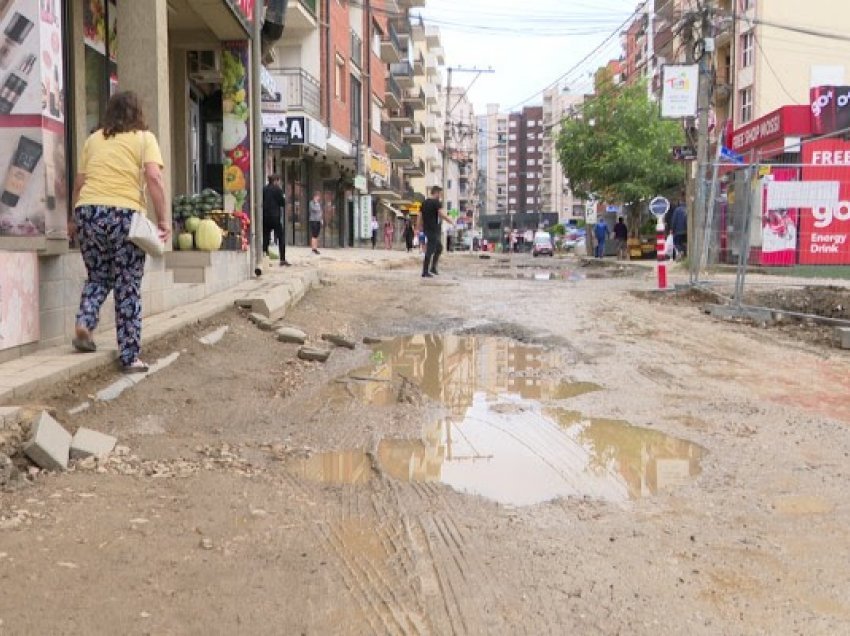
[{"xmin": 0, "ymin": 247, "xmax": 418, "ymax": 405}]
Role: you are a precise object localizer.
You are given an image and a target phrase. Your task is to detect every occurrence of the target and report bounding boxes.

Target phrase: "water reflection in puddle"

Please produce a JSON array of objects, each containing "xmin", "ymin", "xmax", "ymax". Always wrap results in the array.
[{"xmin": 293, "ymin": 336, "xmax": 704, "ymax": 506}]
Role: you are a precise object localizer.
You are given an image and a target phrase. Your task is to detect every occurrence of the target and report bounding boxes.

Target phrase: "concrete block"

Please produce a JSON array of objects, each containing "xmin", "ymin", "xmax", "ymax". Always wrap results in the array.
[
  {"xmin": 171, "ymin": 267, "xmax": 208, "ymax": 284},
  {"xmin": 70, "ymin": 427, "xmax": 117, "ymax": 460},
  {"xmin": 363, "ymin": 336, "xmax": 383, "ymax": 345},
  {"xmin": 165, "ymin": 251, "xmax": 213, "ymax": 268},
  {"xmin": 277, "ymin": 327, "xmax": 307, "ymax": 344},
  {"xmin": 321, "ymin": 334, "xmax": 356, "ymax": 349},
  {"xmin": 836, "ymin": 327, "xmax": 850, "ymax": 350},
  {"xmin": 251, "ymin": 286, "xmax": 292, "ymax": 320},
  {"xmin": 298, "ymin": 347, "xmax": 331, "ymax": 363},
  {"xmin": 23, "ymin": 411, "xmax": 71, "ymax": 471}
]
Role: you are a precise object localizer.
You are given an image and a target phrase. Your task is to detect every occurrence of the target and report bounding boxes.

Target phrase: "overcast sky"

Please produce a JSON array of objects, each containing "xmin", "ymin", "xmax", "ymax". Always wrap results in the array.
[{"xmin": 417, "ymin": 0, "xmax": 638, "ymax": 115}]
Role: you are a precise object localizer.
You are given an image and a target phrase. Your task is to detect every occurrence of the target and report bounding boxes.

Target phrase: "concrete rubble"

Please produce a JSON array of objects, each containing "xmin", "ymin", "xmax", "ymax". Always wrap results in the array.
[
  {"xmin": 23, "ymin": 411, "xmax": 72, "ymax": 472},
  {"xmin": 297, "ymin": 347, "xmax": 331, "ymax": 363},
  {"xmin": 321, "ymin": 334, "xmax": 357, "ymax": 350},
  {"xmin": 276, "ymin": 327, "xmax": 307, "ymax": 344}
]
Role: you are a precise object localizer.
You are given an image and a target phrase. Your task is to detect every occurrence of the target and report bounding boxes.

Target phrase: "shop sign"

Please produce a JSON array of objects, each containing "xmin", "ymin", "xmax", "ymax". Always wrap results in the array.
[
  {"xmin": 222, "ymin": 42, "xmax": 251, "ymax": 217},
  {"xmin": 359, "ymin": 195, "xmax": 372, "ymax": 240},
  {"xmin": 263, "ymin": 130, "xmax": 290, "ymax": 148},
  {"xmin": 731, "ymin": 105, "xmax": 811, "ymax": 153},
  {"xmin": 262, "ymin": 114, "xmax": 309, "ymax": 146},
  {"xmin": 0, "ymin": 252, "xmax": 39, "ymax": 351},
  {"xmin": 368, "ymin": 151, "xmax": 390, "ymax": 182},
  {"xmin": 228, "ymin": 0, "xmax": 255, "ymax": 21},
  {"xmin": 800, "ymin": 139, "xmax": 850, "ymax": 265},
  {"xmin": 660, "ymin": 65, "xmax": 698, "ymax": 118},
  {"xmin": 810, "ymin": 85, "xmax": 850, "ymax": 136},
  {"xmin": 354, "ymin": 175, "xmax": 367, "ymax": 192},
  {"xmin": 672, "ymin": 145, "xmax": 697, "ymax": 161},
  {"xmin": 0, "ymin": 0, "xmax": 69, "ymax": 239}
]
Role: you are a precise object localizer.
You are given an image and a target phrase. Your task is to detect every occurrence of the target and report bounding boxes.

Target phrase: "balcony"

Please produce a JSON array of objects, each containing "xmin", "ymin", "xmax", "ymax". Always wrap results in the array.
[
  {"xmin": 425, "ymin": 113, "xmax": 439, "ymax": 133},
  {"xmin": 384, "ymin": 74, "xmax": 402, "ymax": 110},
  {"xmin": 276, "ymin": 68, "xmax": 321, "ymax": 119},
  {"xmin": 431, "ymin": 46, "xmax": 445, "ymax": 65},
  {"xmin": 380, "ymin": 22, "xmax": 402, "ymax": 64},
  {"xmin": 425, "ymin": 53, "xmax": 438, "ymax": 77},
  {"xmin": 402, "ymin": 122, "xmax": 426, "ymax": 144},
  {"xmin": 425, "ymin": 25, "xmax": 440, "ymax": 47},
  {"xmin": 389, "ymin": 143, "xmax": 414, "ymax": 166},
  {"xmin": 403, "ymin": 158, "xmax": 426, "ymax": 177},
  {"xmin": 371, "ymin": 171, "xmax": 403, "ymax": 200},
  {"xmin": 402, "ymin": 86, "xmax": 426, "ymax": 109},
  {"xmin": 413, "ymin": 52, "xmax": 426, "ymax": 76},
  {"xmin": 286, "ymin": 0, "xmax": 318, "ymax": 33},
  {"xmin": 423, "ymin": 83, "xmax": 437, "ymax": 105},
  {"xmin": 390, "ymin": 61, "xmax": 414, "ymax": 88},
  {"xmin": 350, "ymin": 30, "xmax": 363, "ymax": 69},
  {"xmin": 381, "ymin": 121, "xmax": 403, "ymax": 152},
  {"xmin": 387, "ymin": 104, "xmax": 415, "ymax": 126}
]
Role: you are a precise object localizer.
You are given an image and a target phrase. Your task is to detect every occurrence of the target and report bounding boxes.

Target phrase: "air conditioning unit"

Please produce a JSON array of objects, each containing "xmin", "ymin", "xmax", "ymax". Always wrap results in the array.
[{"xmin": 189, "ymin": 50, "xmax": 222, "ymax": 84}]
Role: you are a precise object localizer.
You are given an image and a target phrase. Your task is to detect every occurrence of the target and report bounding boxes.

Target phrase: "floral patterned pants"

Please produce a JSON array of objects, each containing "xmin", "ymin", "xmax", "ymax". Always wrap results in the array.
[{"xmin": 75, "ymin": 205, "xmax": 146, "ymax": 367}]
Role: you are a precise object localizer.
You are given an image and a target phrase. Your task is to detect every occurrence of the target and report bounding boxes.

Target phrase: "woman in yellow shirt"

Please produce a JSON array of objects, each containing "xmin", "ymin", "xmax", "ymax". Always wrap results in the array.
[{"xmin": 70, "ymin": 91, "xmax": 169, "ymax": 373}]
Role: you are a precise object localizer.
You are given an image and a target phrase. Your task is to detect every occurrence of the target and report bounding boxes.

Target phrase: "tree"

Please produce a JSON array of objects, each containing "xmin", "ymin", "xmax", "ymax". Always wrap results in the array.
[{"xmin": 556, "ymin": 81, "xmax": 684, "ymax": 235}]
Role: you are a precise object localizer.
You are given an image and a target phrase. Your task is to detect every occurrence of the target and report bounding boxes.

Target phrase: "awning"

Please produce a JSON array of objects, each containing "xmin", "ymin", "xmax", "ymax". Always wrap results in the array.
[{"xmin": 381, "ymin": 201, "xmax": 405, "ymax": 218}]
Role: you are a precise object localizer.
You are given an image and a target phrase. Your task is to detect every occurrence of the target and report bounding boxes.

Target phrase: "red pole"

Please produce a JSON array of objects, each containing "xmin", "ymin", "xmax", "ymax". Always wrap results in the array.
[{"xmin": 656, "ymin": 217, "xmax": 668, "ymax": 289}]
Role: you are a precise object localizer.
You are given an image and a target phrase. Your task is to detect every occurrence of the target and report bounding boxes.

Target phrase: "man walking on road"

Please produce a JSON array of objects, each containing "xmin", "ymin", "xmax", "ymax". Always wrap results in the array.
[
  {"xmin": 594, "ymin": 220, "xmax": 610, "ymax": 258},
  {"xmin": 419, "ymin": 186, "xmax": 454, "ymax": 278},
  {"xmin": 670, "ymin": 201, "xmax": 688, "ymax": 259},
  {"xmin": 262, "ymin": 175, "xmax": 290, "ymax": 266},
  {"xmin": 613, "ymin": 216, "xmax": 628, "ymax": 260}
]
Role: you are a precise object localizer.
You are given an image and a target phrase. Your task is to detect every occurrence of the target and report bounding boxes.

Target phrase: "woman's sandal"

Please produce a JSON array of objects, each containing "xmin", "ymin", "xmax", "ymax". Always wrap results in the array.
[
  {"xmin": 122, "ymin": 360, "xmax": 150, "ymax": 374},
  {"xmin": 72, "ymin": 328, "xmax": 97, "ymax": 353}
]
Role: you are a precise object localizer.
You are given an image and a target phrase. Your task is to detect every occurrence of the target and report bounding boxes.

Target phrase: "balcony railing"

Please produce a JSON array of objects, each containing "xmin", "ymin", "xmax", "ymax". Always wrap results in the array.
[
  {"xmin": 389, "ymin": 143, "xmax": 414, "ymax": 164},
  {"xmin": 351, "ymin": 30, "xmax": 363, "ymax": 69},
  {"xmin": 384, "ymin": 74, "xmax": 402, "ymax": 110},
  {"xmin": 380, "ymin": 21, "xmax": 402, "ymax": 63},
  {"xmin": 276, "ymin": 68, "xmax": 321, "ymax": 119},
  {"xmin": 390, "ymin": 61, "xmax": 414, "ymax": 87},
  {"xmin": 381, "ymin": 121, "xmax": 402, "ymax": 150}
]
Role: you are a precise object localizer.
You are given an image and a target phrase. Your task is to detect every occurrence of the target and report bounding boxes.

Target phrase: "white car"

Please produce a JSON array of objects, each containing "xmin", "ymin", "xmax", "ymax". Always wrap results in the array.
[{"xmin": 532, "ymin": 232, "xmax": 554, "ymax": 257}]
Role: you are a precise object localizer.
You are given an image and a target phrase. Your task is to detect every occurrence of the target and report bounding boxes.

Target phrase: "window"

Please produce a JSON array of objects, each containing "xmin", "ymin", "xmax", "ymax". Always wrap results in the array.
[
  {"xmin": 509, "ymin": 185, "xmax": 517, "ymax": 192},
  {"xmin": 741, "ymin": 32, "xmax": 754, "ymax": 68},
  {"xmin": 509, "ymin": 133, "xmax": 517, "ymax": 140},
  {"xmin": 509, "ymin": 197, "xmax": 517, "ymax": 204},
  {"xmin": 526, "ymin": 197, "xmax": 535, "ymax": 204},
  {"xmin": 497, "ymin": 186, "xmax": 505, "ymax": 195},
  {"xmin": 527, "ymin": 146, "xmax": 535, "ymax": 153},
  {"xmin": 527, "ymin": 132, "xmax": 536, "ymax": 139},
  {"xmin": 509, "ymin": 146, "xmax": 516, "ymax": 154},
  {"xmin": 509, "ymin": 159, "xmax": 517, "ymax": 166},
  {"xmin": 447, "ymin": 179, "xmax": 452, "ymax": 189},
  {"xmin": 371, "ymin": 98, "xmax": 382, "ymax": 133},
  {"xmin": 509, "ymin": 172, "xmax": 517, "ymax": 178},
  {"xmin": 371, "ymin": 22, "xmax": 382, "ymax": 57},
  {"xmin": 509, "ymin": 120, "xmax": 517, "ymax": 128},
  {"xmin": 335, "ymin": 54, "xmax": 345, "ymax": 100},
  {"xmin": 739, "ymin": 87, "xmax": 753, "ymax": 123},
  {"xmin": 741, "ymin": 0, "xmax": 753, "ymax": 10},
  {"xmin": 528, "ymin": 159, "xmax": 536, "ymax": 166},
  {"xmin": 527, "ymin": 183, "xmax": 535, "ymax": 191}
]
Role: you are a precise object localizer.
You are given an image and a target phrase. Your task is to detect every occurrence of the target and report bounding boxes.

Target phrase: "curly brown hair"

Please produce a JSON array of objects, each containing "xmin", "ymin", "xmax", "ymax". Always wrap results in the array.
[{"xmin": 102, "ymin": 91, "xmax": 148, "ymax": 138}]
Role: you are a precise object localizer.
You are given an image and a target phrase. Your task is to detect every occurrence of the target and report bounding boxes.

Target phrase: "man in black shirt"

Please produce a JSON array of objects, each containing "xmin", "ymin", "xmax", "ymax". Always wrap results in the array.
[
  {"xmin": 262, "ymin": 174, "xmax": 290, "ymax": 266},
  {"xmin": 418, "ymin": 186, "xmax": 454, "ymax": 278}
]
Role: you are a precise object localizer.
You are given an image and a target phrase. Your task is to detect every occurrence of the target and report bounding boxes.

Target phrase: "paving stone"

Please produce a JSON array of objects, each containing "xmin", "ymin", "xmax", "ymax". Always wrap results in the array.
[
  {"xmin": 321, "ymin": 334, "xmax": 356, "ymax": 350},
  {"xmin": 23, "ymin": 411, "xmax": 71, "ymax": 471},
  {"xmin": 70, "ymin": 427, "xmax": 118, "ymax": 460},
  {"xmin": 836, "ymin": 327, "xmax": 850, "ymax": 350},
  {"xmin": 276, "ymin": 327, "xmax": 307, "ymax": 344},
  {"xmin": 297, "ymin": 347, "xmax": 331, "ymax": 363}
]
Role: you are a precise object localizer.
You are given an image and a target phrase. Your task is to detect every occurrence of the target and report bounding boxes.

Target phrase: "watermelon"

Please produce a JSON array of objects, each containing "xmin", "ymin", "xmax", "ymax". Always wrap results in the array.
[
  {"xmin": 177, "ymin": 232, "xmax": 194, "ymax": 251},
  {"xmin": 195, "ymin": 219, "xmax": 223, "ymax": 251}
]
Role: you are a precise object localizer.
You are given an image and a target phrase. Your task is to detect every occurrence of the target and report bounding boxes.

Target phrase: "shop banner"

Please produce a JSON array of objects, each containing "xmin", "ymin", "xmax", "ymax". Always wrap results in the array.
[
  {"xmin": 810, "ymin": 85, "xmax": 850, "ymax": 136},
  {"xmin": 801, "ymin": 139, "xmax": 850, "ymax": 265},
  {"xmin": 0, "ymin": 0, "xmax": 68, "ymax": 238},
  {"xmin": 660, "ymin": 65, "xmax": 698, "ymax": 119},
  {"xmin": 359, "ymin": 195, "xmax": 372, "ymax": 240},
  {"xmin": 221, "ymin": 42, "xmax": 251, "ymax": 222},
  {"xmin": 0, "ymin": 252, "xmax": 39, "ymax": 351}
]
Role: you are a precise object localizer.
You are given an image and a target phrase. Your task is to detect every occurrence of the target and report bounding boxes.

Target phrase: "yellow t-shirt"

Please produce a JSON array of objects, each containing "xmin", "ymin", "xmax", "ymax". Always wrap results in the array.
[{"xmin": 76, "ymin": 130, "xmax": 164, "ymax": 212}]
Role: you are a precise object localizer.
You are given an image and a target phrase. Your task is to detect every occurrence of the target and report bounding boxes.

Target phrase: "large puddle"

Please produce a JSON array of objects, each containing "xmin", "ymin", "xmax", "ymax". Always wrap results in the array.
[{"xmin": 291, "ymin": 336, "xmax": 703, "ymax": 506}]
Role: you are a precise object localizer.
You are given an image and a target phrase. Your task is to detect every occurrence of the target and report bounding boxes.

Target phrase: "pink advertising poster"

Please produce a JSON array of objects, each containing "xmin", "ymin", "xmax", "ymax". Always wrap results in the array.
[
  {"xmin": 760, "ymin": 168, "xmax": 799, "ymax": 266},
  {"xmin": 0, "ymin": 252, "xmax": 39, "ymax": 351}
]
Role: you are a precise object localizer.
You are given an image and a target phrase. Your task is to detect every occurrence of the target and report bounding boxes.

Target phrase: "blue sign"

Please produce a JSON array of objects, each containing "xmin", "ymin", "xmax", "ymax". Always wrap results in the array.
[{"xmin": 720, "ymin": 146, "xmax": 745, "ymax": 165}]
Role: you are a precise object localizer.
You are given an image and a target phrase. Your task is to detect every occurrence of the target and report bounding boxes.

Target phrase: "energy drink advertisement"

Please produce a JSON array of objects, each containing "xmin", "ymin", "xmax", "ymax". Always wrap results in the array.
[
  {"xmin": 801, "ymin": 139, "xmax": 850, "ymax": 265},
  {"xmin": 810, "ymin": 85, "xmax": 850, "ymax": 136},
  {"xmin": 0, "ymin": 0, "xmax": 67, "ymax": 239}
]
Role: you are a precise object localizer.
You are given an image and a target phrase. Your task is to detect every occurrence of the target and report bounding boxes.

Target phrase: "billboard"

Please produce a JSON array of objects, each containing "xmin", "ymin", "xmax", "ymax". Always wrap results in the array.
[
  {"xmin": 801, "ymin": 140, "xmax": 850, "ymax": 265},
  {"xmin": 660, "ymin": 65, "xmax": 698, "ymax": 118}
]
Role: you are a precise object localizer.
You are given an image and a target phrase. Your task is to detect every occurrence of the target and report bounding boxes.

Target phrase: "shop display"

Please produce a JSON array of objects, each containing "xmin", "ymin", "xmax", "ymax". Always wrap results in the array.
[
  {"xmin": 0, "ymin": 12, "xmax": 33, "ymax": 69},
  {"xmin": 1, "ymin": 135, "xmax": 41, "ymax": 207},
  {"xmin": 0, "ymin": 52, "xmax": 35, "ymax": 114},
  {"xmin": 171, "ymin": 188, "xmax": 248, "ymax": 252}
]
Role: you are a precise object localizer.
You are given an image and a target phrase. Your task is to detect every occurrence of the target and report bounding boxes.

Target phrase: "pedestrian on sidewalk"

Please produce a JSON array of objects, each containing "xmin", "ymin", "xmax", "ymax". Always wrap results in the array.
[
  {"xmin": 403, "ymin": 218, "xmax": 414, "ymax": 252},
  {"xmin": 262, "ymin": 175, "xmax": 290, "ymax": 266},
  {"xmin": 670, "ymin": 200, "xmax": 688, "ymax": 259},
  {"xmin": 418, "ymin": 229, "xmax": 426, "ymax": 253},
  {"xmin": 309, "ymin": 191, "xmax": 323, "ymax": 255},
  {"xmin": 419, "ymin": 186, "xmax": 454, "ymax": 277},
  {"xmin": 613, "ymin": 216, "xmax": 628, "ymax": 260},
  {"xmin": 69, "ymin": 91, "xmax": 168, "ymax": 373},
  {"xmin": 383, "ymin": 220, "xmax": 394, "ymax": 249},
  {"xmin": 594, "ymin": 219, "xmax": 610, "ymax": 258},
  {"xmin": 370, "ymin": 214, "xmax": 379, "ymax": 249}
]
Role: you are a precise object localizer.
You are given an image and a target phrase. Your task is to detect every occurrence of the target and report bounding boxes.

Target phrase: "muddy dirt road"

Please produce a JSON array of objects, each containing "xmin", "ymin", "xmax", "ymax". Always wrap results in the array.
[{"xmin": 2, "ymin": 254, "xmax": 850, "ymax": 635}]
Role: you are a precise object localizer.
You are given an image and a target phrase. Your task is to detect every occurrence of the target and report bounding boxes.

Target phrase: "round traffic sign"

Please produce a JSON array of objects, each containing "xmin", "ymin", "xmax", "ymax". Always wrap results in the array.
[{"xmin": 649, "ymin": 196, "xmax": 670, "ymax": 218}]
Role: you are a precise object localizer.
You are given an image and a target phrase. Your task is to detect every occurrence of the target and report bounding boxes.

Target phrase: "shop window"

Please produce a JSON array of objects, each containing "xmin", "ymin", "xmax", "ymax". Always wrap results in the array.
[
  {"xmin": 739, "ymin": 87, "xmax": 753, "ymax": 123},
  {"xmin": 83, "ymin": 0, "xmax": 118, "ymax": 132}
]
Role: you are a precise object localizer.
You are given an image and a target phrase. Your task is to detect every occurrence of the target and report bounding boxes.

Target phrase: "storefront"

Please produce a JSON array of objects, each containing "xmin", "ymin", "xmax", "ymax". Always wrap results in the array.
[{"xmin": 0, "ymin": 0, "xmax": 262, "ymax": 357}]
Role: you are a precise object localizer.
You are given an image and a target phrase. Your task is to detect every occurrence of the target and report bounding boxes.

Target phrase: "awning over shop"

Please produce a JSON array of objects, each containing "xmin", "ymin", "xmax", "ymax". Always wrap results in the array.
[
  {"xmin": 169, "ymin": 0, "xmax": 252, "ymax": 39},
  {"xmin": 381, "ymin": 201, "xmax": 405, "ymax": 218}
]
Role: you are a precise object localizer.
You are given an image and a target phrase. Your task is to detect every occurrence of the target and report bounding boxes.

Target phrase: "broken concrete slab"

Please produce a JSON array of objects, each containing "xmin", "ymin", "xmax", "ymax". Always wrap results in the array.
[
  {"xmin": 70, "ymin": 427, "xmax": 117, "ymax": 460},
  {"xmin": 297, "ymin": 347, "xmax": 331, "ymax": 363},
  {"xmin": 277, "ymin": 327, "xmax": 307, "ymax": 344},
  {"xmin": 836, "ymin": 327, "xmax": 850, "ymax": 350},
  {"xmin": 23, "ymin": 411, "xmax": 71, "ymax": 471},
  {"xmin": 321, "ymin": 334, "xmax": 356, "ymax": 350}
]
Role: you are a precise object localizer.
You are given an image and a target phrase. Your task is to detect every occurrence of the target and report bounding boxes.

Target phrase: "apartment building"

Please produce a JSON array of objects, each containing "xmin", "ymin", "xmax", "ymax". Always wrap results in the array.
[
  {"xmin": 507, "ymin": 106, "xmax": 543, "ymax": 216},
  {"xmin": 541, "ymin": 87, "xmax": 586, "ymax": 221},
  {"xmin": 478, "ymin": 104, "xmax": 509, "ymax": 216},
  {"xmin": 443, "ymin": 87, "xmax": 477, "ymax": 224}
]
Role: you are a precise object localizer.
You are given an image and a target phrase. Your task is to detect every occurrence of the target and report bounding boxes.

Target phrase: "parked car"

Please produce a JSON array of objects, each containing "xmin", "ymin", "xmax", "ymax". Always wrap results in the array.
[
  {"xmin": 562, "ymin": 227, "xmax": 587, "ymax": 250},
  {"xmin": 532, "ymin": 232, "xmax": 554, "ymax": 257}
]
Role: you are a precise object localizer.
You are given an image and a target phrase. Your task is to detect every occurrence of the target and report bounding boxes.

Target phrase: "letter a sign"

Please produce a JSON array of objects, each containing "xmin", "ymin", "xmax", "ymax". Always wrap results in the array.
[{"xmin": 286, "ymin": 117, "xmax": 306, "ymax": 145}]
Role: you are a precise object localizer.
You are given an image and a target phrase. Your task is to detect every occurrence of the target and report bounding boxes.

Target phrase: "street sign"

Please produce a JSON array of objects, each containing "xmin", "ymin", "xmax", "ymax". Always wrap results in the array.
[
  {"xmin": 649, "ymin": 196, "xmax": 670, "ymax": 218},
  {"xmin": 263, "ymin": 130, "xmax": 290, "ymax": 148},
  {"xmin": 672, "ymin": 145, "xmax": 697, "ymax": 161},
  {"xmin": 720, "ymin": 145, "xmax": 745, "ymax": 165}
]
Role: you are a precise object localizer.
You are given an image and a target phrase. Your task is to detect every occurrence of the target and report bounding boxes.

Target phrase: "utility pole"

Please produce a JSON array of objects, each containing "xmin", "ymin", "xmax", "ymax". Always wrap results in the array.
[
  {"xmin": 251, "ymin": 0, "xmax": 264, "ymax": 276},
  {"xmin": 690, "ymin": 0, "xmax": 715, "ymax": 283}
]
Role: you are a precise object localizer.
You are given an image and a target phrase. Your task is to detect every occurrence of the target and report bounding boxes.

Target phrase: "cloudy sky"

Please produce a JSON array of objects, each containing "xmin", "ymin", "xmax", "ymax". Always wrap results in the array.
[{"xmin": 417, "ymin": 0, "xmax": 638, "ymax": 114}]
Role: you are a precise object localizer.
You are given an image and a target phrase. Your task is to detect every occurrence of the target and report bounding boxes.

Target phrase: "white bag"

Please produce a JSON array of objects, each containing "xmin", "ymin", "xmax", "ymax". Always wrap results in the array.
[{"xmin": 128, "ymin": 131, "xmax": 165, "ymax": 256}]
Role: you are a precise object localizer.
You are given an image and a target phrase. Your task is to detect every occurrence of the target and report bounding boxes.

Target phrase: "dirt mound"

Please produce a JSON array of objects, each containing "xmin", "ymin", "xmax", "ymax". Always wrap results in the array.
[{"xmin": 747, "ymin": 286, "xmax": 850, "ymax": 320}]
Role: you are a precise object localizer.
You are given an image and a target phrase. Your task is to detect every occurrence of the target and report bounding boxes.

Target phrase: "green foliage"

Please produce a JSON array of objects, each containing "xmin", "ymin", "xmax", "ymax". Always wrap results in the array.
[
  {"xmin": 550, "ymin": 223, "xmax": 566, "ymax": 237},
  {"xmin": 556, "ymin": 81, "xmax": 684, "ymax": 206}
]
